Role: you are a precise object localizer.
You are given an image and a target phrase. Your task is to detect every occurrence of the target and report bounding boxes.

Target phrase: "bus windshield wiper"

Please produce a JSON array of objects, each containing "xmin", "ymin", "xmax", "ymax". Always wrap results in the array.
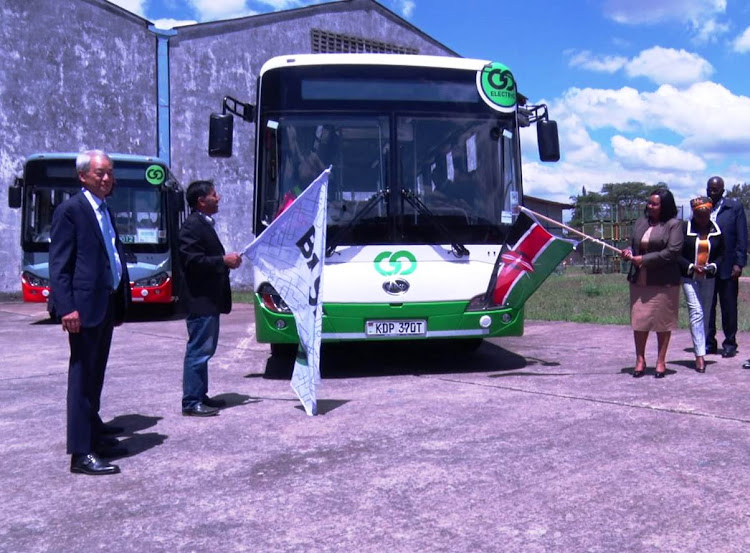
[
  {"xmin": 326, "ymin": 189, "xmax": 389, "ymax": 257},
  {"xmin": 400, "ymin": 189, "xmax": 470, "ymax": 257}
]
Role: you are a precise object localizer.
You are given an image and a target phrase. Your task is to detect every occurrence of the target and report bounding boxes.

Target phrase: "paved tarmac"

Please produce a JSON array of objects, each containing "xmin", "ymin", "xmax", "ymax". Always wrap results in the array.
[{"xmin": 1, "ymin": 301, "xmax": 750, "ymax": 553}]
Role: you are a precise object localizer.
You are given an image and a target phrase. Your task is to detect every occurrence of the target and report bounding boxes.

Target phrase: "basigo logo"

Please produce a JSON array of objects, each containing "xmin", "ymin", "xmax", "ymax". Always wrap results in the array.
[
  {"xmin": 382, "ymin": 278, "xmax": 410, "ymax": 295},
  {"xmin": 145, "ymin": 164, "xmax": 166, "ymax": 185},
  {"xmin": 374, "ymin": 250, "xmax": 417, "ymax": 276}
]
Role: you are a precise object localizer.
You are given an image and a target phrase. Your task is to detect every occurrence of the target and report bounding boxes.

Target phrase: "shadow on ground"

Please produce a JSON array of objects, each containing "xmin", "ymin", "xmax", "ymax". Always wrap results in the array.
[
  {"xmin": 125, "ymin": 303, "xmax": 186, "ymax": 323},
  {"xmin": 103, "ymin": 414, "xmax": 167, "ymax": 460},
  {"xmin": 260, "ymin": 340, "xmax": 529, "ymax": 380}
]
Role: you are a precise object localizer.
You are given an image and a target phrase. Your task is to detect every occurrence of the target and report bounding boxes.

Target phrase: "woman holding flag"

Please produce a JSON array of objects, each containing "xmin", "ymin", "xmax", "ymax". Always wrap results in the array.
[{"xmin": 622, "ymin": 189, "xmax": 683, "ymax": 379}]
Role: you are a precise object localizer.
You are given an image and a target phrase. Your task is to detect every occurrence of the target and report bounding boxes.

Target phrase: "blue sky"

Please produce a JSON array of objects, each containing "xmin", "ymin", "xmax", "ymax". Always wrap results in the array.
[{"xmin": 110, "ymin": 0, "xmax": 750, "ymax": 207}]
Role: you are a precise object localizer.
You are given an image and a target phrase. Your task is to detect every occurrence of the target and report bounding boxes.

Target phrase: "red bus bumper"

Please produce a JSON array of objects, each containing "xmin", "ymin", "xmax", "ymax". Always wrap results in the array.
[{"xmin": 130, "ymin": 278, "xmax": 174, "ymax": 304}]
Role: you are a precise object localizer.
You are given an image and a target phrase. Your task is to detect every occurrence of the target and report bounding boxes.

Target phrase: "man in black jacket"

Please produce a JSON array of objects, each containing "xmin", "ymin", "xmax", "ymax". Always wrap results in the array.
[
  {"xmin": 705, "ymin": 176, "xmax": 747, "ymax": 358},
  {"xmin": 178, "ymin": 180, "xmax": 242, "ymax": 416},
  {"xmin": 50, "ymin": 150, "xmax": 131, "ymax": 475}
]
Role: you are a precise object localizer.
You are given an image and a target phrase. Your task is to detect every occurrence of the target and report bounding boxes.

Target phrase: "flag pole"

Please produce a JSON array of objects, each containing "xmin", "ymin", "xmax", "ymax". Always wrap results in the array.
[{"xmin": 520, "ymin": 206, "xmax": 624, "ymax": 255}]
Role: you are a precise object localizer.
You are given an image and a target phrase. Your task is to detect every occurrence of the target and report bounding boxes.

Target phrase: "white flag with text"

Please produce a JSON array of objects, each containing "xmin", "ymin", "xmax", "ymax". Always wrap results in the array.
[{"xmin": 243, "ymin": 169, "xmax": 329, "ymax": 416}]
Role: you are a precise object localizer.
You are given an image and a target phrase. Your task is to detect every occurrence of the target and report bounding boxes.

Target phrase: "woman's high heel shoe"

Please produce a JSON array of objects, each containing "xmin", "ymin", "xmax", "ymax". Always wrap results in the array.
[
  {"xmin": 695, "ymin": 359, "xmax": 706, "ymax": 373},
  {"xmin": 655, "ymin": 367, "xmax": 666, "ymax": 379},
  {"xmin": 633, "ymin": 362, "xmax": 646, "ymax": 378}
]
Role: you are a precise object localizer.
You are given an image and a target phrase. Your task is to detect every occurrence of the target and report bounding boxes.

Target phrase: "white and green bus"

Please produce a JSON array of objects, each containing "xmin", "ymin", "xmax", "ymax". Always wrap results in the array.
[{"xmin": 210, "ymin": 54, "xmax": 561, "ymax": 353}]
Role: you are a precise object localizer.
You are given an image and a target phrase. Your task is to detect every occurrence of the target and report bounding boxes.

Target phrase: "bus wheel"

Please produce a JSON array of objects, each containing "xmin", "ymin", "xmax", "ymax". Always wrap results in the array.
[
  {"xmin": 265, "ymin": 344, "xmax": 296, "ymax": 379},
  {"xmin": 452, "ymin": 338, "xmax": 483, "ymax": 353},
  {"xmin": 270, "ymin": 343, "xmax": 297, "ymax": 357}
]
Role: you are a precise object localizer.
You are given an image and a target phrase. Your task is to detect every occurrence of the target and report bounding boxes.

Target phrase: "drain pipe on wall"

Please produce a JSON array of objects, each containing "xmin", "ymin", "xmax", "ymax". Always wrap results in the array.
[{"xmin": 149, "ymin": 25, "xmax": 177, "ymax": 166}]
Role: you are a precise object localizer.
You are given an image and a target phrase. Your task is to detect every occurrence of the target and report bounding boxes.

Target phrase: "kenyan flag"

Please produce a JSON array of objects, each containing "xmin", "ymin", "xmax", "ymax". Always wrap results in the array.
[{"xmin": 487, "ymin": 209, "xmax": 576, "ymax": 310}]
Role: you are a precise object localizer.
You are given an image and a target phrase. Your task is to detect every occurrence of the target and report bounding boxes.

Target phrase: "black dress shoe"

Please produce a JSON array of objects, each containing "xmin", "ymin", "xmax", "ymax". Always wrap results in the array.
[
  {"xmin": 632, "ymin": 370, "xmax": 646, "ymax": 378},
  {"xmin": 70, "ymin": 453, "xmax": 120, "ymax": 475},
  {"xmin": 182, "ymin": 403, "xmax": 219, "ymax": 417},
  {"xmin": 743, "ymin": 360, "xmax": 750, "ymax": 369},
  {"xmin": 722, "ymin": 349, "xmax": 737, "ymax": 358},
  {"xmin": 202, "ymin": 396, "xmax": 226, "ymax": 408},
  {"xmin": 654, "ymin": 370, "xmax": 666, "ymax": 379},
  {"xmin": 100, "ymin": 423, "xmax": 124, "ymax": 435}
]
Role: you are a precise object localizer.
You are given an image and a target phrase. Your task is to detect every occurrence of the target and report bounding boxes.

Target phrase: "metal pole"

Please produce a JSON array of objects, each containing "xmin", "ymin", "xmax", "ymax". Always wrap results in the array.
[{"xmin": 520, "ymin": 206, "xmax": 623, "ymax": 254}]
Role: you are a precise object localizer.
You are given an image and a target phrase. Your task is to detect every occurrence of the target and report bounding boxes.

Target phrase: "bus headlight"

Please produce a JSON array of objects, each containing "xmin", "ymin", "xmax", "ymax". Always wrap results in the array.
[
  {"xmin": 22, "ymin": 271, "xmax": 49, "ymax": 287},
  {"xmin": 134, "ymin": 272, "xmax": 169, "ymax": 287},
  {"xmin": 258, "ymin": 283, "xmax": 291, "ymax": 314},
  {"xmin": 465, "ymin": 293, "xmax": 492, "ymax": 311},
  {"xmin": 465, "ymin": 293, "xmax": 510, "ymax": 313}
]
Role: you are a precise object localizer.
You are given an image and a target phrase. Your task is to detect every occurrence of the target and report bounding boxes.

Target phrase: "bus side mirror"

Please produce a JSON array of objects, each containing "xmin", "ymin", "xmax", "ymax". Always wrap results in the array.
[
  {"xmin": 209, "ymin": 113, "xmax": 234, "ymax": 158},
  {"xmin": 8, "ymin": 181, "xmax": 22, "ymax": 208},
  {"xmin": 537, "ymin": 119, "xmax": 560, "ymax": 162}
]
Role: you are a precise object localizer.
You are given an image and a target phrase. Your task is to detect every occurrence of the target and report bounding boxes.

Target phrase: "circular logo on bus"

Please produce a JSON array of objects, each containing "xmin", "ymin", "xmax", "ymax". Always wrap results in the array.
[
  {"xmin": 145, "ymin": 164, "xmax": 166, "ymax": 185},
  {"xmin": 374, "ymin": 250, "xmax": 417, "ymax": 276},
  {"xmin": 476, "ymin": 62, "xmax": 517, "ymax": 113},
  {"xmin": 383, "ymin": 278, "xmax": 410, "ymax": 295}
]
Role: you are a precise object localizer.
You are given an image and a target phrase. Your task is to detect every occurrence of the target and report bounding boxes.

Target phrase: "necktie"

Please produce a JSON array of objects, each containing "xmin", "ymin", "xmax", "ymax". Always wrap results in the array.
[{"xmin": 99, "ymin": 202, "xmax": 122, "ymax": 289}]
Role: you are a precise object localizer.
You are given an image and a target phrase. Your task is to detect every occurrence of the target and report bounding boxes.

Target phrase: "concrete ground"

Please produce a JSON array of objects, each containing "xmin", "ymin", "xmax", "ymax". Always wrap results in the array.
[{"xmin": 1, "ymin": 301, "xmax": 749, "ymax": 553}]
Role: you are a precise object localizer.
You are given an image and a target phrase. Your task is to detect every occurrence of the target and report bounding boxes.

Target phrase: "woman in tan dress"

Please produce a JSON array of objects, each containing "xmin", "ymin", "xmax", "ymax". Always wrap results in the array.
[{"xmin": 621, "ymin": 189, "xmax": 684, "ymax": 378}]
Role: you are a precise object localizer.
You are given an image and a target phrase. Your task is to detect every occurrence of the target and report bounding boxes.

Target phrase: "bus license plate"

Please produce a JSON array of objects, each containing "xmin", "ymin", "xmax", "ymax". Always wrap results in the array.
[{"xmin": 366, "ymin": 320, "xmax": 426, "ymax": 337}]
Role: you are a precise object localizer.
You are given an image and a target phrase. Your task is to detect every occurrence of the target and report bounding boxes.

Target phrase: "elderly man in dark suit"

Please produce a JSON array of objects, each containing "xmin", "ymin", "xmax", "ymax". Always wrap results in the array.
[
  {"xmin": 705, "ymin": 176, "xmax": 747, "ymax": 359},
  {"xmin": 50, "ymin": 150, "xmax": 130, "ymax": 476},
  {"xmin": 179, "ymin": 180, "xmax": 242, "ymax": 417}
]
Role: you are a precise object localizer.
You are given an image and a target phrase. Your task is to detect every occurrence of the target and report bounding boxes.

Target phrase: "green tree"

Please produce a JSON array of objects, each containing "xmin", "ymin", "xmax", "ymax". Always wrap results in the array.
[
  {"xmin": 569, "ymin": 188, "xmax": 604, "ymax": 227},
  {"xmin": 725, "ymin": 183, "xmax": 750, "ymax": 209},
  {"xmin": 570, "ymin": 182, "xmax": 661, "ymax": 227}
]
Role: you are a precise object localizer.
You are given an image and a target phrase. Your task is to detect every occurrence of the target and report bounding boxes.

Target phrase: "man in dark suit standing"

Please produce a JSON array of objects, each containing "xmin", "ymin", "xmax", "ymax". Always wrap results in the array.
[
  {"xmin": 706, "ymin": 176, "xmax": 747, "ymax": 358},
  {"xmin": 50, "ymin": 150, "xmax": 130, "ymax": 475},
  {"xmin": 179, "ymin": 180, "xmax": 242, "ymax": 417}
]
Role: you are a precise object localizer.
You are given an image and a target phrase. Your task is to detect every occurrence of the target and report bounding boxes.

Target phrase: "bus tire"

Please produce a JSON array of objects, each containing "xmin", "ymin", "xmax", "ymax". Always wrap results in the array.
[
  {"xmin": 453, "ymin": 338, "xmax": 483, "ymax": 353},
  {"xmin": 270, "ymin": 343, "xmax": 298, "ymax": 358}
]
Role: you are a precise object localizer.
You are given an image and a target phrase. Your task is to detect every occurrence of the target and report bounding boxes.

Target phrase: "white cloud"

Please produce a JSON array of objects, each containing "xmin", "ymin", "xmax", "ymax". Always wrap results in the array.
[
  {"xmin": 602, "ymin": 0, "xmax": 726, "ymax": 25},
  {"xmin": 254, "ymin": 0, "xmax": 301, "ymax": 9},
  {"xmin": 107, "ymin": 0, "xmax": 147, "ymax": 17},
  {"xmin": 560, "ymin": 81, "xmax": 750, "ymax": 154},
  {"xmin": 188, "ymin": 0, "xmax": 256, "ymax": 20},
  {"xmin": 733, "ymin": 27, "xmax": 750, "ymax": 53},
  {"xmin": 568, "ymin": 46, "xmax": 713, "ymax": 86},
  {"xmin": 393, "ymin": 0, "xmax": 416, "ymax": 18},
  {"xmin": 625, "ymin": 47, "xmax": 713, "ymax": 85},
  {"xmin": 692, "ymin": 18, "xmax": 730, "ymax": 43},
  {"xmin": 151, "ymin": 18, "xmax": 198, "ymax": 29},
  {"xmin": 568, "ymin": 51, "xmax": 627, "ymax": 73},
  {"xmin": 521, "ymin": 78, "xmax": 750, "ymax": 207},
  {"xmin": 602, "ymin": 0, "xmax": 729, "ymax": 43},
  {"xmin": 611, "ymin": 136, "xmax": 706, "ymax": 171},
  {"xmin": 560, "ymin": 86, "xmax": 646, "ymax": 132},
  {"xmin": 522, "ymin": 157, "xmax": 704, "ymax": 209}
]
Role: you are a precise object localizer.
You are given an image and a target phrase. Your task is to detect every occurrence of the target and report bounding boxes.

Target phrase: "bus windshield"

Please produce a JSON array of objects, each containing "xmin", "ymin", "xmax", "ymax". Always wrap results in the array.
[
  {"xmin": 257, "ymin": 64, "xmax": 522, "ymax": 246},
  {"xmin": 21, "ymin": 160, "xmax": 171, "ymax": 253}
]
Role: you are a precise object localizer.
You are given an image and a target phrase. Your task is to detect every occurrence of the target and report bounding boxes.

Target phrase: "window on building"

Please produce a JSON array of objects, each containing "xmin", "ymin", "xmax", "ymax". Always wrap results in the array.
[{"xmin": 311, "ymin": 29, "xmax": 419, "ymax": 55}]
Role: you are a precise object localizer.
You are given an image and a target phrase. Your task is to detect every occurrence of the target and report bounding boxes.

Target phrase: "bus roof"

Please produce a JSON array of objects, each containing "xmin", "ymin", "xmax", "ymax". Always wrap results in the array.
[
  {"xmin": 24, "ymin": 153, "xmax": 168, "ymax": 166},
  {"xmin": 259, "ymin": 54, "xmax": 493, "ymax": 76}
]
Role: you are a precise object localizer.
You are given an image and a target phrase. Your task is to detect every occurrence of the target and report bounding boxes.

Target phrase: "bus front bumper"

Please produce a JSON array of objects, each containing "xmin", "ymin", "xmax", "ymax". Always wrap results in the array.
[{"xmin": 253, "ymin": 296, "xmax": 524, "ymax": 344}]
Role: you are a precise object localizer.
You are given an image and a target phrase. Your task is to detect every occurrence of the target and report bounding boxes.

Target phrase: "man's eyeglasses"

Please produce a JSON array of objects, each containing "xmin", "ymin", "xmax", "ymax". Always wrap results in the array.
[{"xmin": 90, "ymin": 170, "xmax": 114, "ymax": 180}]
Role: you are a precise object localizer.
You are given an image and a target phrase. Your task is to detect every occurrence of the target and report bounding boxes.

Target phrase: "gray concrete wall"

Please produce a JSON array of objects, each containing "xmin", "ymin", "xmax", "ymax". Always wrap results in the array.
[
  {"xmin": 168, "ymin": 0, "xmax": 455, "ymax": 286},
  {"xmin": 0, "ymin": 0, "xmax": 454, "ymax": 293},
  {"xmin": 0, "ymin": 0, "xmax": 158, "ymax": 293}
]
